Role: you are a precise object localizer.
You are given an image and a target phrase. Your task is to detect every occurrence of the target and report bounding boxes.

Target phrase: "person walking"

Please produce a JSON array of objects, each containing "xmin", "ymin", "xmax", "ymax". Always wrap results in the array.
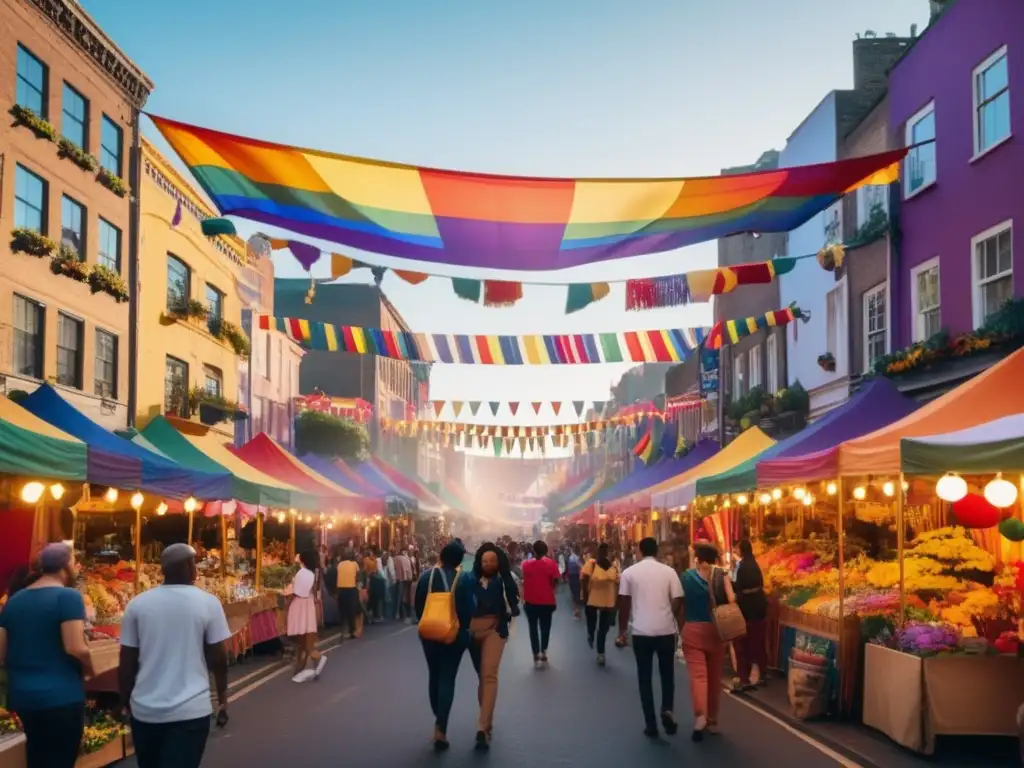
[
  {"xmin": 286, "ymin": 549, "xmax": 326, "ymax": 683},
  {"xmin": 731, "ymin": 539, "xmax": 769, "ymax": 690},
  {"xmin": 380, "ymin": 551, "xmax": 396, "ymax": 620},
  {"xmin": 335, "ymin": 549, "xmax": 361, "ymax": 639},
  {"xmin": 565, "ymin": 546, "xmax": 583, "ymax": 620},
  {"xmin": 364, "ymin": 549, "xmax": 384, "ymax": 623},
  {"xmin": 581, "ymin": 543, "xmax": 619, "ymax": 666},
  {"xmin": 464, "ymin": 543, "xmax": 520, "ymax": 752},
  {"xmin": 0, "ymin": 543, "xmax": 93, "ymax": 768},
  {"xmin": 119, "ymin": 544, "xmax": 231, "ymax": 767},
  {"xmin": 415, "ymin": 541, "xmax": 474, "ymax": 752},
  {"xmin": 681, "ymin": 542, "xmax": 737, "ymax": 740},
  {"xmin": 521, "ymin": 540, "xmax": 560, "ymax": 668},
  {"xmin": 616, "ymin": 537, "xmax": 683, "ymax": 739},
  {"xmin": 393, "ymin": 548, "xmax": 414, "ymax": 623}
]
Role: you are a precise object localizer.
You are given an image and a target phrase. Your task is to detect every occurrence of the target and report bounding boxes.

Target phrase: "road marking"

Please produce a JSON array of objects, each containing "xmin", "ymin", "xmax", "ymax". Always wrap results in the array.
[
  {"xmin": 226, "ymin": 632, "xmax": 343, "ymax": 691},
  {"xmin": 228, "ymin": 664, "xmax": 295, "ymax": 703},
  {"xmin": 721, "ymin": 686, "xmax": 864, "ymax": 768}
]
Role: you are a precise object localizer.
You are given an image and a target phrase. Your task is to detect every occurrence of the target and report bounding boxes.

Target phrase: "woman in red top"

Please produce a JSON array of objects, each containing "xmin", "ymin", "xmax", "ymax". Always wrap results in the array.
[{"xmin": 521, "ymin": 541, "xmax": 560, "ymax": 668}]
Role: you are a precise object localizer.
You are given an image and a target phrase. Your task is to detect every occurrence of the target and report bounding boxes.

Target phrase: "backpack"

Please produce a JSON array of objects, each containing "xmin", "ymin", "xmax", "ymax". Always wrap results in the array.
[{"xmin": 418, "ymin": 567, "xmax": 461, "ymax": 644}]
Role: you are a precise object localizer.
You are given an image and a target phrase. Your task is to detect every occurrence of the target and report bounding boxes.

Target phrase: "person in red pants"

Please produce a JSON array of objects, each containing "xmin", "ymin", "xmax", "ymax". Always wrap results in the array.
[{"xmin": 731, "ymin": 539, "xmax": 769, "ymax": 690}]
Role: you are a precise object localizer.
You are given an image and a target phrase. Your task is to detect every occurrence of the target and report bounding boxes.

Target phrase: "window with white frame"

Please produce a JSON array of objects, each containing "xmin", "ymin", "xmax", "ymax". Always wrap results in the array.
[
  {"xmin": 911, "ymin": 258, "xmax": 941, "ymax": 341},
  {"xmin": 766, "ymin": 334, "xmax": 778, "ymax": 394},
  {"xmin": 826, "ymin": 283, "xmax": 845, "ymax": 361},
  {"xmin": 856, "ymin": 183, "xmax": 889, "ymax": 230},
  {"xmin": 732, "ymin": 352, "xmax": 745, "ymax": 402},
  {"xmin": 972, "ymin": 221, "xmax": 1012, "ymax": 327},
  {"xmin": 973, "ymin": 46, "xmax": 1010, "ymax": 156},
  {"xmin": 863, "ymin": 283, "xmax": 888, "ymax": 372},
  {"xmin": 905, "ymin": 101, "xmax": 936, "ymax": 197},
  {"xmin": 748, "ymin": 345, "xmax": 762, "ymax": 390}
]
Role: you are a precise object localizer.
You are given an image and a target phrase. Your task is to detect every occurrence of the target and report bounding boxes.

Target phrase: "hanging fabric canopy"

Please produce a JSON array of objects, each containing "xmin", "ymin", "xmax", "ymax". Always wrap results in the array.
[
  {"xmin": 232, "ymin": 434, "xmax": 379, "ymax": 514},
  {"xmin": 150, "ymin": 113, "xmax": 907, "ymax": 272},
  {"xmin": 139, "ymin": 417, "xmax": 313, "ymax": 509},
  {"xmin": 643, "ymin": 427, "xmax": 777, "ymax": 510},
  {"xmin": 701, "ymin": 379, "xmax": 920, "ymax": 492},
  {"xmin": 349, "ymin": 460, "xmax": 419, "ymax": 508},
  {"xmin": 365, "ymin": 457, "xmax": 445, "ymax": 515},
  {"xmin": 21, "ymin": 385, "xmax": 231, "ymax": 499},
  {"xmin": 837, "ymin": 347, "xmax": 1024, "ymax": 476},
  {"xmin": 556, "ymin": 473, "xmax": 607, "ymax": 517},
  {"xmin": 0, "ymin": 395, "xmax": 87, "ymax": 481},
  {"xmin": 300, "ymin": 454, "xmax": 390, "ymax": 499},
  {"xmin": 901, "ymin": 413, "xmax": 1024, "ymax": 475}
]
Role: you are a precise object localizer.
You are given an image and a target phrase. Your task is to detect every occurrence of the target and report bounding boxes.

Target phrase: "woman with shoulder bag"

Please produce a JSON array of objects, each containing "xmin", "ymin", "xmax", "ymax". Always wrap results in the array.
[
  {"xmin": 680, "ymin": 542, "xmax": 739, "ymax": 740},
  {"xmin": 464, "ymin": 542, "xmax": 520, "ymax": 752}
]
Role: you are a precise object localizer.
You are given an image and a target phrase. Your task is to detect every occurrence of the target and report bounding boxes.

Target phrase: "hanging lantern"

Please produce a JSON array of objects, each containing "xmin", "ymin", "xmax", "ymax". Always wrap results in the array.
[
  {"xmin": 793, "ymin": 487, "xmax": 806, "ymax": 500},
  {"xmin": 104, "ymin": 487, "xmax": 119, "ymax": 504},
  {"xmin": 156, "ymin": 502, "xmax": 168, "ymax": 516},
  {"xmin": 998, "ymin": 517, "xmax": 1024, "ymax": 542},
  {"xmin": 882, "ymin": 481, "xmax": 895, "ymax": 497},
  {"xmin": 49, "ymin": 483, "xmax": 66, "ymax": 500},
  {"xmin": 802, "ymin": 494, "xmax": 813, "ymax": 507},
  {"xmin": 771, "ymin": 488, "xmax": 782, "ymax": 501},
  {"xmin": 759, "ymin": 492, "xmax": 771, "ymax": 505},
  {"xmin": 952, "ymin": 493, "xmax": 1001, "ymax": 529},
  {"xmin": 737, "ymin": 494, "xmax": 748, "ymax": 505},
  {"xmin": 130, "ymin": 492, "xmax": 144, "ymax": 511},
  {"xmin": 852, "ymin": 486, "xmax": 866, "ymax": 501},
  {"xmin": 20, "ymin": 482, "xmax": 44, "ymax": 504},
  {"xmin": 936, "ymin": 473, "xmax": 968, "ymax": 503},
  {"xmin": 826, "ymin": 482, "xmax": 837, "ymax": 496},
  {"xmin": 983, "ymin": 474, "xmax": 1018, "ymax": 509}
]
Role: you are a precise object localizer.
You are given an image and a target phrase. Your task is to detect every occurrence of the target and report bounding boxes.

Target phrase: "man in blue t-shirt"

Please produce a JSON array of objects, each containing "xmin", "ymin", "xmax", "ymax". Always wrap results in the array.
[{"xmin": 565, "ymin": 547, "xmax": 583, "ymax": 619}]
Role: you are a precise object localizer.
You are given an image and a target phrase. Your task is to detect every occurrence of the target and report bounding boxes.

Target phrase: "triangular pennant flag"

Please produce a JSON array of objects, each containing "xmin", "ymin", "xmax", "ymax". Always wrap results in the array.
[
  {"xmin": 469, "ymin": 402, "xmax": 481, "ymax": 417},
  {"xmin": 509, "ymin": 402, "xmax": 520, "ymax": 416},
  {"xmin": 432, "ymin": 401, "xmax": 445, "ymax": 418},
  {"xmin": 489, "ymin": 402, "xmax": 500, "ymax": 417},
  {"xmin": 288, "ymin": 240, "xmax": 322, "ymax": 271},
  {"xmin": 331, "ymin": 253, "xmax": 353, "ymax": 278},
  {"xmin": 528, "ymin": 437, "xmax": 536, "ymax": 452},
  {"xmin": 452, "ymin": 278, "xmax": 482, "ymax": 303},
  {"xmin": 504, "ymin": 437, "xmax": 514, "ymax": 454},
  {"xmin": 531, "ymin": 402, "xmax": 543, "ymax": 415},
  {"xmin": 493, "ymin": 438, "xmax": 503, "ymax": 458},
  {"xmin": 452, "ymin": 402, "xmax": 464, "ymax": 418},
  {"xmin": 573, "ymin": 401, "xmax": 585, "ymax": 417},
  {"xmin": 593, "ymin": 401, "xmax": 606, "ymax": 417},
  {"xmin": 481, "ymin": 435, "xmax": 490, "ymax": 449},
  {"xmin": 551, "ymin": 402, "xmax": 562, "ymax": 416},
  {"xmin": 519, "ymin": 437, "xmax": 528, "ymax": 454}
]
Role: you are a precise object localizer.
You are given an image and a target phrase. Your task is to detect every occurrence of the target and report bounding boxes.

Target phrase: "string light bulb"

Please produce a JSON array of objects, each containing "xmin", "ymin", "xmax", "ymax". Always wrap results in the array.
[
  {"xmin": 49, "ymin": 483, "xmax": 65, "ymax": 500},
  {"xmin": 826, "ymin": 482, "xmax": 838, "ymax": 496},
  {"xmin": 289, "ymin": 508, "xmax": 298, "ymax": 517},
  {"xmin": 737, "ymin": 494, "xmax": 748, "ymax": 505},
  {"xmin": 771, "ymin": 488, "xmax": 782, "ymax": 501},
  {"xmin": 803, "ymin": 494, "xmax": 814, "ymax": 507},
  {"xmin": 20, "ymin": 482, "xmax": 44, "ymax": 504},
  {"xmin": 983, "ymin": 473, "xmax": 1018, "ymax": 509},
  {"xmin": 882, "ymin": 481, "xmax": 895, "ymax": 497},
  {"xmin": 793, "ymin": 487, "xmax": 806, "ymax": 500},
  {"xmin": 104, "ymin": 487, "xmax": 118, "ymax": 504},
  {"xmin": 935, "ymin": 473, "xmax": 968, "ymax": 503},
  {"xmin": 183, "ymin": 497, "xmax": 198, "ymax": 514},
  {"xmin": 156, "ymin": 502, "xmax": 168, "ymax": 516},
  {"xmin": 130, "ymin": 492, "xmax": 144, "ymax": 510},
  {"xmin": 759, "ymin": 493, "xmax": 772, "ymax": 505},
  {"xmin": 853, "ymin": 486, "xmax": 867, "ymax": 501}
]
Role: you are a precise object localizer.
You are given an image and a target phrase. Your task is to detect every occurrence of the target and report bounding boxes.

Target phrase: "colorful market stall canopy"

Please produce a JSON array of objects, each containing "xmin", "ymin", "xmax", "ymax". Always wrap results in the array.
[
  {"xmin": 646, "ymin": 427, "xmax": 777, "ymax": 510},
  {"xmin": 300, "ymin": 454, "xmax": 390, "ymax": 500},
  {"xmin": 21, "ymin": 386, "xmax": 232, "ymax": 499},
  {"xmin": 556, "ymin": 473, "xmax": 607, "ymax": 517},
  {"xmin": 232, "ymin": 434, "xmax": 379, "ymax": 514},
  {"xmin": 366, "ymin": 457, "xmax": 445, "ymax": 515},
  {"xmin": 139, "ymin": 417, "xmax": 312, "ymax": 509},
  {"xmin": 0, "ymin": 394, "xmax": 87, "ymax": 481},
  {"xmin": 901, "ymin": 414, "xmax": 1024, "ymax": 475},
  {"xmin": 350, "ymin": 460, "xmax": 419, "ymax": 507},
  {"xmin": 150, "ymin": 114, "xmax": 907, "ymax": 272},
  {"xmin": 837, "ymin": 347, "xmax": 1024, "ymax": 476},
  {"xmin": 701, "ymin": 379, "xmax": 920, "ymax": 492}
]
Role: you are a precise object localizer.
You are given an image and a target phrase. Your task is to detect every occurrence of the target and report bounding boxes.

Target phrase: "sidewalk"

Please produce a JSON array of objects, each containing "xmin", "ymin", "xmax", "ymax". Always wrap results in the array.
[{"xmin": 736, "ymin": 677, "xmax": 1020, "ymax": 767}]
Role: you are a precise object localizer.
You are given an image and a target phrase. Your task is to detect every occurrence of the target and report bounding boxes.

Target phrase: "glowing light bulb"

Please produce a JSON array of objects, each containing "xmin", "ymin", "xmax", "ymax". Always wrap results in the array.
[
  {"xmin": 156, "ymin": 502, "xmax": 168, "ymax": 516},
  {"xmin": 983, "ymin": 473, "xmax": 1018, "ymax": 508},
  {"xmin": 882, "ymin": 481, "xmax": 895, "ymax": 497},
  {"xmin": 853, "ymin": 486, "xmax": 866, "ymax": 501},
  {"xmin": 20, "ymin": 482, "xmax": 44, "ymax": 504},
  {"xmin": 49, "ymin": 483, "xmax": 65, "ymax": 500},
  {"xmin": 183, "ymin": 497, "xmax": 198, "ymax": 513},
  {"xmin": 803, "ymin": 494, "xmax": 813, "ymax": 506},
  {"xmin": 289, "ymin": 508, "xmax": 298, "ymax": 517},
  {"xmin": 935, "ymin": 473, "xmax": 968, "ymax": 503},
  {"xmin": 793, "ymin": 487, "xmax": 806, "ymax": 500},
  {"xmin": 737, "ymin": 494, "xmax": 748, "ymax": 505},
  {"xmin": 104, "ymin": 487, "xmax": 118, "ymax": 504},
  {"xmin": 759, "ymin": 493, "xmax": 772, "ymax": 505},
  {"xmin": 304, "ymin": 515, "xmax": 312, "ymax": 523},
  {"xmin": 130, "ymin": 491, "xmax": 144, "ymax": 510},
  {"xmin": 902, "ymin": 480, "xmax": 910, "ymax": 492},
  {"xmin": 771, "ymin": 488, "xmax": 782, "ymax": 501},
  {"xmin": 826, "ymin": 482, "xmax": 837, "ymax": 496}
]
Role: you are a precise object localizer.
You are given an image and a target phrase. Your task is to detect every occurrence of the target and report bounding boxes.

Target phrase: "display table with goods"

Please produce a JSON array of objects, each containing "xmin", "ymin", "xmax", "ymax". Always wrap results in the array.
[{"xmin": 0, "ymin": 703, "xmax": 133, "ymax": 768}]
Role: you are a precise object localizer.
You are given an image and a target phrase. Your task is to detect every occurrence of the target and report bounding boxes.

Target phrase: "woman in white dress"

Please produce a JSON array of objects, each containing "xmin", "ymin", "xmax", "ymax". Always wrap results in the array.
[{"xmin": 286, "ymin": 549, "xmax": 326, "ymax": 682}]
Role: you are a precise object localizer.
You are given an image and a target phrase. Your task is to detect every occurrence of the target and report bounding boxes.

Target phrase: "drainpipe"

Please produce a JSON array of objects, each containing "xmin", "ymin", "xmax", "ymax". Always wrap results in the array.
[{"xmin": 126, "ymin": 109, "xmax": 142, "ymax": 428}]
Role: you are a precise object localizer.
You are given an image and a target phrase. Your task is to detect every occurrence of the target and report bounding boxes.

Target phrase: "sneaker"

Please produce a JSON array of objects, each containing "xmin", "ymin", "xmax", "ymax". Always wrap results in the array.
[
  {"xmin": 292, "ymin": 669, "xmax": 315, "ymax": 683},
  {"xmin": 540, "ymin": 652, "xmax": 548, "ymax": 663},
  {"xmin": 314, "ymin": 655, "xmax": 328, "ymax": 679},
  {"xmin": 534, "ymin": 655, "xmax": 543, "ymax": 669},
  {"xmin": 596, "ymin": 654, "xmax": 606, "ymax": 667}
]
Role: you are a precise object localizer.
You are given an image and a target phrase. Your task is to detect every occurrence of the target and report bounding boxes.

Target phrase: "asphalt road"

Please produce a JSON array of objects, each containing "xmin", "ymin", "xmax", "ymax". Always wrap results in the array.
[{"xmin": 118, "ymin": 607, "xmax": 864, "ymax": 767}]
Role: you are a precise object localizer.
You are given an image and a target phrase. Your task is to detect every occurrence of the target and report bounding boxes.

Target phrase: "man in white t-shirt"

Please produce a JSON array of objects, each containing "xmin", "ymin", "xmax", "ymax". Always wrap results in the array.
[
  {"xmin": 617, "ymin": 537, "xmax": 683, "ymax": 739},
  {"xmin": 119, "ymin": 544, "xmax": 232, "ymax": 768}
]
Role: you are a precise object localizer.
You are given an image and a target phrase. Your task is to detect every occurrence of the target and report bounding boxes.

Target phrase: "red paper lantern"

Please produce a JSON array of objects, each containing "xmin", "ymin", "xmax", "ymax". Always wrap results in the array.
[{"xmin": 951, "ymin": 493, "xmax": 1001, "ymax": 529}]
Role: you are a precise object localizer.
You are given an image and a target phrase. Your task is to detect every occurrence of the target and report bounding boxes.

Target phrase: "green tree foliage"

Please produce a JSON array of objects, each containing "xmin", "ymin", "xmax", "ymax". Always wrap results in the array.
[{"xmin": 295, "ymin": 410, "xmax": 370, "ymax": 460}]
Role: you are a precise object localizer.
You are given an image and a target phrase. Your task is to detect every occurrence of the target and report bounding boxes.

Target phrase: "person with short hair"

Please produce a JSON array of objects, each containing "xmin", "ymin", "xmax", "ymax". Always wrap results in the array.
[
  {"xmin": 335, "ymin": 549, "xmax": 361, "ymax": 639},
  {"xmin": 119, "ymin": 543, "xmax": 231, "ymax": 768},
  {"xmin": 681, "ymin": 541, "xmax": 737, "ymax": 740},
  {"xmin": 0, "ymin": 543, "xmax": 93, "ymax": 768},
  {"xmin": 521, "ymin": 540, "xmax": 560, "ymax": 667},
  {"xmin": 617, "ymin": 537, "xmax": 683, "ymax": 739}
]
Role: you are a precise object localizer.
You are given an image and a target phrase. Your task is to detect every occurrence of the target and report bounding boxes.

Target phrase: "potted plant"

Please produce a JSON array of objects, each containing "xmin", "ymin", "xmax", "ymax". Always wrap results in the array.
[
  {"xmin": 218, "ymin": 319, "xmax": 251, "ymax": 358},
  {"xmin": 817, "ymin": 352, "xmax": 836, "ymax": 372},
  {"xmin": 10, "ymin": 228, "xmax": 55, "ymax": 258},
  {"xmin": 8, "ymin": 104, "xmax": 57, "ymax": 141},
  {"xmin": 89, "ymin": 264, "xmax": 129, "ymax": 303},
  {"xmin": 50, "ymin": 245, "xmax": 91, "ymax": 283}
]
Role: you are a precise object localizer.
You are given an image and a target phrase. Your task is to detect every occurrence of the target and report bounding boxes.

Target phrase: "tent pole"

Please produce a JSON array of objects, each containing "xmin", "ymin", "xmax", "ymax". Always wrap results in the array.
[
  {"xmin": 289, "ymin": 515, "xmax": 296, "ymax": 561},
  {"xmin": 256, "ymin": 513, "xmax": 264, "ymax": 592},
  {"xmin": 897, "ymin": 472, "xmax": 906, "ymax": 626},
  {"xmin": 134, "ymin": 506, "xmax": 142, "ymax": 595},
  {"xmin": 220, "ymin": 513, "xmax": 228, "ymax": 579},
  {"xmin": 187, "ymin": 509, "xmax": 194, "ymax": 547},
  {"xmin": 836, "ymin": 476, "xmax": 846, "ymax": 707}
]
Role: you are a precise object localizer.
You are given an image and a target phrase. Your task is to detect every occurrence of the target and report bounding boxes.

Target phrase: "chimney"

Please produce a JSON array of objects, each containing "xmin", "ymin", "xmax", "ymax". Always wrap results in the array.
[
  {"xmin": 929, "ymin": 0, "xmax": 949, "ymax": 21},
  {"xmin": 852, "ymin": 35, "xmax": 913, "ymax": 93}
]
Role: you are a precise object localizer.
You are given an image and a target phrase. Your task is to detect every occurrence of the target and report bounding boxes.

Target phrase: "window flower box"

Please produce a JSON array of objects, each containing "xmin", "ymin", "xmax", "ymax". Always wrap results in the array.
[
  {"xmin": 10, "ymin": 228, "xmax": 55, "ymax": 258},
  {"xmin": 57, "ymin": 137, "xmax": 98, "ymax": 172},
  {"xmin": 8, "ymin": 104, "xmax": 57, "ymax": 142},
  {"xmin": 96, "ymin": 167, "xmax": 127, "ymax": 197},
  {"xmin": 50, "ymin": 245, "xmax": 91, "ymax": 284},
  {"xmin": 89, "ymin": 264, "xmax": 129, "ymax": 303},
  {"xmin": 817, "ymin": 352, "xmax": 836, "ymax": 372}
]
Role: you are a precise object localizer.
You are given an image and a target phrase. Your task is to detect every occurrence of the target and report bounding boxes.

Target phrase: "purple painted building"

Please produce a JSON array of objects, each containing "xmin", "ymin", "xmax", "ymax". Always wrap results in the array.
[{"xmin": 888, "ymin": 0, "xmax": 1020, "ymax": 349}]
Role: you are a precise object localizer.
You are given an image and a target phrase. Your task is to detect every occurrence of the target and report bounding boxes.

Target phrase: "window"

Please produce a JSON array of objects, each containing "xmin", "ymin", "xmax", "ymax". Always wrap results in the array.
[
  {"xmin": 16, "ymin": 45, "xmax": 46, "ymax": 116},
  {"xmin": 166, "ymin": 254, "xmax": 190, "ymax": 311},
  {"xmin": 164, "ymin": 356, "xmax": 189, "ymax": 417},
  {"xmin": 973, "ymin": 46, "xmax": 1010, "ymax": 156},
  {"xmin": 14, "ymin": 165, "xmax": 47, "ymax": 233},
  {"xmin": 97, "ymin": 219, "xmax": 121, "ymax": 272},
  {"xmin": 61, "ymin": 195, "xmax": 85, "ymax": 259},
  {"xmin": 748, "ymin": 345, "xmax": 762, "ymax": 390},
  {"xmin": 206, "ymin": 284, "xmax": 224, "ymax": 333},
  {"xmin": 100, "ymin": 115, "xmax": 123, "ymax": 176},
  {"xmin": 94, "ymin": 329, "xmax": 118, "ymax": 398},
  {"xmin": 61, "ymin": 83, "xmax": 87, "ymax": 149},
  {"xmin": 856, "ymin": 183, "xmax": 889, "ymax": 230},
  {"xmin": 905, "ymin": 101, "xmax": 936, "ymax": 197},
  {"xmin": 204, "ymin": 365, "xmax": 223, "ymax": 397},
  {"xmin": 56, "ymin": 313, "xmax": 83, "ymax": 389},
  {"xmin": 911, "ymin": 258, "xmax": 941, "ymax": 342},
  {"xmin": 766, "ymin": 334, "xmax": 778, "ymax": 394},
  {"xmin": 825, "ymin": 282, "xmax": 846, "ymax": 370},
  {"xmin": 972, "ymin": 221, "xmax": 1013, "ymax": 327},
  {"xmin": 863, "ymin": 283, "xmax": 888, "ymax": 372},
  {"xmin": 12, "ymin": 295, "xmax": 44, "ymax": 379},
  {"xmin": 732, "ymin": 352, "xmax": 745, "ymax": 402}
]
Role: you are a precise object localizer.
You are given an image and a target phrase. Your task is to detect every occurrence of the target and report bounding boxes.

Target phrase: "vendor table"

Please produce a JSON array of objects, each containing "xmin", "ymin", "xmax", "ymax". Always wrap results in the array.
[
  {"xmin": 775, "ymin": 604, "xmax": 861, "ymax": 716},
  {"xmin": 862, "ymin": 642, "xmax": 1024, "ymax": 754}
]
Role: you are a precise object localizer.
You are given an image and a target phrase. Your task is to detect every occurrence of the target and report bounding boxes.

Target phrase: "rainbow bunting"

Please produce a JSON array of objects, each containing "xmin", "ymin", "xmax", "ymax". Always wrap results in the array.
[
  {"xmin": 150, "ymin": 113, "xmax": 907, "ymax": 272},
  {"xmin": 704, "ymin": 305, "xmax": 807, "ymax": 351}
]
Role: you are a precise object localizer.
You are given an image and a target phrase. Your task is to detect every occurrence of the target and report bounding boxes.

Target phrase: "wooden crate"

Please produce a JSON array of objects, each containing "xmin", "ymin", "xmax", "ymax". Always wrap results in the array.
[{"xmin": 75, "ymin": 738, "xmax": 124, "ymax": 768}]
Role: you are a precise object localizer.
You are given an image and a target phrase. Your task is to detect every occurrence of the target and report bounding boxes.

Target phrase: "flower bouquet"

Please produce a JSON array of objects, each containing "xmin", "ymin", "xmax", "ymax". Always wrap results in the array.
[{"xmin": 894, "ymin": 621, "xmax": 959, "ymax": 657}]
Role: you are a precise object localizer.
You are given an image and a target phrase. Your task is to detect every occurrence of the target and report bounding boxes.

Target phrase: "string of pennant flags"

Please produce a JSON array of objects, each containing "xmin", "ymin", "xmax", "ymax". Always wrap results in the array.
[
  {"xmin": 258, "ymin": 305, "xmax": 805, "ymax": 365},
  {"xmin": 257, "ymin": 233, "xmax": 846, "ymax": 314},
  {"xmin": 424, "ymin": 399, "xmax": 625, "ymax": 420}
]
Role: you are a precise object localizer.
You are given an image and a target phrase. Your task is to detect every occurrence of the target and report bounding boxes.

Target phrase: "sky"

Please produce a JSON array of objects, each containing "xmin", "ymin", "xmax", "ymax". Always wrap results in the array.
[{"xmin": 83, "ymin": 0, "xmax": 927, "ymax": 434}]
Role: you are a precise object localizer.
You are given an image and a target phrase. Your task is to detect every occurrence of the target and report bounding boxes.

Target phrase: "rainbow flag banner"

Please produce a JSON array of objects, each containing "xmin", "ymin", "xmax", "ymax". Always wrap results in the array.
[
  {"xmin": 704, "ymin": 305, "xmax": 807, "ymax": 350},
  {"xmin": 259, "ymin": 315, "xmax": 704, "ymax": 365},
  {"xmin": 150, "ymin": 114, "xmax": 906, "ymax": 272}
]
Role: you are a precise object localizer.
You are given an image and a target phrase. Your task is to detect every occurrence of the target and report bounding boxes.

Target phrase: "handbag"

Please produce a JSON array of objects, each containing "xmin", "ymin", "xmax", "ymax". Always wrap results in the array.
[{"xmin": 708, "ymin": 567, "xmax": 747, "ymax": 642}]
